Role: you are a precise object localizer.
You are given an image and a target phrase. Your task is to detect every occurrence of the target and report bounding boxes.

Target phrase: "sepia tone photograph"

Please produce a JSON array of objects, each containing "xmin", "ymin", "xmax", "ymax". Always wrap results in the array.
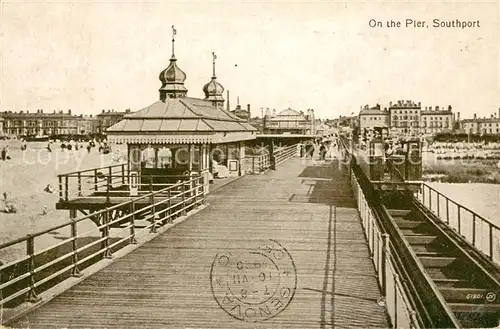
[{"xmin": 0, "ymin": 0, "xmax": 499, "ymax": 328}]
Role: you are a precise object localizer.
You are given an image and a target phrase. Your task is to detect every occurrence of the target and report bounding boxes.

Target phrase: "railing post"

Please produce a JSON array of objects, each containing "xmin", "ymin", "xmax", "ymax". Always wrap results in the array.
[
  {"xmin": 472, "ymin": 214, "xmax": 476, "ymax": 246},
  {"xmin": 121, "ymin": 164, "xmax": 126, "ymax": 185},
  {"xmin": 192, "ymin": 176, "xmax": 198, "ymax": 206},
  {"xmin": 393, "ymin": 273, "xmax": 399, "ymax": 329},
  {"xmin": 167, "ymin": 189, "xmax": 172, "ymax": 223},
  {"xmin": 437, "ymin": 193, "xmax": 440, "ymax": 217},
  {"xmin": 429, "ymin": 189, "xmax": 432, "ymax": 212},
  {"xmin": 381, "ymin": 234, "xmax": 389, "ymax": 296},
  {"xmin": 58, "ymin": 175, "xmax": 63, "ymax": 202},
  {"xmin": 409, "ymin": 310, "xmax": 418, "ymax": 329},
  {"xmin": 489, "ymin": 224, "xmax": 494, "ymax": 259},
  {"xmin": 70, "ymin": 214, "xmax": 82, "ymax": 277},
  {"xmin": 130, "ymin": 201, "xmax": 137, "ymax": 244},
  {"xmin": 422, "ymin": 185, "xmax": 425, "ymax": 205},
  {"xmin": 149, "ymin": 189, "xmax": 157, "ymax": 233},
  {"xmin": 106, "ymin": 176, "xmax": 111, "ymax": 203},
  {"xmin": 201, "ymin": 176, "xmax": 206, "ymax": 205},
  {"xmin": 445, "ymin": 198, "xmax": 450, "ymax": 224},
  {"xmin": 181, "ymin": 182, "xmax": 187, "ymax": 216},
  {"xmin": 64, "ymin": 176, "xmax": 69, "ymax": 201},
  {"xmin": 77, "ymin": 172, "xmax": 82, "ymax": 196},
  {"xmin": 457, "ymin": 205, "xmax": 462, "ymax": 235},
  {"xmin": 94, "ymin": 169, "xmax": 98, "ymax": 191},
  {"xmin": 25, "ymin": 234, "xmax": 41, "ymax": 303},
  {"xmin": 102, "ymin": 209, "xmax": 113, "ymax": 259},
  {"xmin": 108, "ymin": 166, "xmax": 112, "ymax": 186}
]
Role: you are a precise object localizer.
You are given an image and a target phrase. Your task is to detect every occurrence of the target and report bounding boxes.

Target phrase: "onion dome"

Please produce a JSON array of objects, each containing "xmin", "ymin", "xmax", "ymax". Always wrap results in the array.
[
  {"xmin": 203, "ymin": 52, "xmax": 225, "ymax": 106},
  {"xmin": 159, "ymin": 25, "xmax": 188, "ymax": 101},
  {"xmin": 159, "ymin": 58, "xmax": 187, "ymax": 87}
]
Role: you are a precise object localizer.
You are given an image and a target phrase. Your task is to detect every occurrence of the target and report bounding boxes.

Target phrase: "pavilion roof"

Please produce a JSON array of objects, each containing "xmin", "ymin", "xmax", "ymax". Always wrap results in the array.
[{"xmin": 106, "ymin": 97, "xmax": 257, "ymax": 144}]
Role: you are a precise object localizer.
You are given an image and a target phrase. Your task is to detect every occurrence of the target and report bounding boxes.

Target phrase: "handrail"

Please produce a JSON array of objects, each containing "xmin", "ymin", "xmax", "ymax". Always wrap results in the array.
[
  {"xmin": 57, "ymin": 163, "xmax": 126, "ymax": 178},
  {"xmin": 0, "ymin": 175, "xmax": 206, "ymax": 310},
  {"xmin": 416, "ymin": 182, "xmax": 500, "ymax": 265}
]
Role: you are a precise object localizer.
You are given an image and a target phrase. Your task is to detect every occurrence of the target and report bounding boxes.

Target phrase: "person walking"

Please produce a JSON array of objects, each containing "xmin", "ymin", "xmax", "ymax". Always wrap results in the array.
[{"xmin": 319, "ymin": 143, "xmax": 326, "ymax": 161}]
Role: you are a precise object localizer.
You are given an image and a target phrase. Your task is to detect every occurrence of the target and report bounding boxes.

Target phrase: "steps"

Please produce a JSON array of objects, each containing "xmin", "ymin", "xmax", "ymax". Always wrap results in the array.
[{"xmin": 389, "ymin": 208, "xmax": 500, "ymax": 328}]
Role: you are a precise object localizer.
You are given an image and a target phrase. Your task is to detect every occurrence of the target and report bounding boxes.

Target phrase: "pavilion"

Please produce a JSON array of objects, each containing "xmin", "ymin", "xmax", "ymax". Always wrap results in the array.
[{"xmin": 106, "ymin": 27, "xmax": 257, "ymax": 195}]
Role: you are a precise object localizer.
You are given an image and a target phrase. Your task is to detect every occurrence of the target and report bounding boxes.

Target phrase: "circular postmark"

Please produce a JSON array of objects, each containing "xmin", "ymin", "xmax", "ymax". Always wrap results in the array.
[{"xmin": 210, "ymin": 239, "xmax": 297, "ymax": 322}]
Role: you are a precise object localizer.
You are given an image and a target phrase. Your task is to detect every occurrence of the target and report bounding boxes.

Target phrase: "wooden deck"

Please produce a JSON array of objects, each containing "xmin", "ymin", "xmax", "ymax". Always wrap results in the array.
[{"xmin": 7, "ymin": 158, "xmax": 389, "ymax": 328}]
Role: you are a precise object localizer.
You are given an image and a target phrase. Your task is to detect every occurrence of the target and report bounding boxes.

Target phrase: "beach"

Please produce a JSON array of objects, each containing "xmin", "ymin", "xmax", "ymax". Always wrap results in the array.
[{"xmin": 0, "ymin": 140, "xmax": 127, "ymax": 262}]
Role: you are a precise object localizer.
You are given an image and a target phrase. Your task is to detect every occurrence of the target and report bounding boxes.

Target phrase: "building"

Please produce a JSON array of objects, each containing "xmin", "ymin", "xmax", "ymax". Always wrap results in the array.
[
  {"xmin": 0, "ymin": 109, "xmax": 98, "ymax": 137},
  {"xmin": 388, "ymin": 100, "xmax": 422, "ymax": 136},
  {"xmin": 420, "ymin": 105, "xmax": 454, "ymax": 134},
  {"xmin": 356, "ymin": 100, "xmax": 455, "ymax": 136},
  {"xmin": 227, "ymin": 93, "xmax": 251, "ymax": 121},
  {"xmin": 96, "ymin": 109, "xmax": 131, "ymax": 134},
  {"xmin": 358, "ymin": 104, "xmax": 389, "ymax": 132},
  {"xmin": 461, "ymin": 109, "xmax": 500, "ymax": 135},
  {"xmin": 263, "ymin": 108, "xmax": 316, "ymax": 134}
]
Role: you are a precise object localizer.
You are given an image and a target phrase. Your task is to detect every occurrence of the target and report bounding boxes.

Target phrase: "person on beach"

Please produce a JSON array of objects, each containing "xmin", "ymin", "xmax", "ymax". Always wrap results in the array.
[
  {"xmin": 1, "ymin": 147, "xmax": 6, "ymax": 161},
  {"xmin": 2, "ymin": 192, "xmax": 17, "ymax": 213},
  {"xmin": 47, "ymin": 141, "xmax": 52, "ymax": 152}
]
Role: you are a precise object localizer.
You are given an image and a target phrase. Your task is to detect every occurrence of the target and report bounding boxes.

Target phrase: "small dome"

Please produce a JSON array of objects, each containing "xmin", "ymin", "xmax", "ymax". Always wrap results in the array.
[
  {"xmin": 159, "ymin": 58, "xmax": 187, "ymax": 87},
  {"xmin": 203, "ymin": 77, "xmax": 224, "ymax": 98}
]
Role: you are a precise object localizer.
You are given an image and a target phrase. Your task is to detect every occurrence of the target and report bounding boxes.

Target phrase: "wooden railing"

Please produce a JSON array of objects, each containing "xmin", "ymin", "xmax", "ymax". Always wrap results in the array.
[
  {"xmin": 0, "ymin": 176, "xmax": 205, "ymax": 309},
  {"xmin": 244, "ymin": 144, "xmax": 298, "ymax": 174},
  {"xmin": 415, "ymin": 183, "xmax": 500, "ymax": 266},
  {"xmin": 274, "ymin": 144, "xmax": 298, "ymax": 166}
]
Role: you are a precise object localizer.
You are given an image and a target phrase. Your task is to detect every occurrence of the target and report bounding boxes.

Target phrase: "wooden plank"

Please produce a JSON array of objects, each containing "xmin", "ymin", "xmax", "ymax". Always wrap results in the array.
[{"xmin": 7, "ymin": 159, "xmax": 388, "ymax": 329}]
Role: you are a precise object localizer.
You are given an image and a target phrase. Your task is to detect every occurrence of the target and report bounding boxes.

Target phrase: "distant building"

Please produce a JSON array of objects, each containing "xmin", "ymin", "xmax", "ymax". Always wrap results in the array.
[
  {"xmin": 96, "ymin": 109, "xmax": 132, "ymax": 134},
  {"xmin": 0, "ymin": 109, "xmax": 98, "ymax": 137},
  {"xmin": 356, "ymin": 100, "xmax": 455, "ymax": 136},
  {"xmin": 461, "ymin": 109, "xmax": 500, "ymax": 135},
  {"xmin": 263, "ymin": 108, "xmax": 316, "ymax": 134},
  {"xmin": 227, "ymin": 94, "xmax": 251, "ymax": 121},
  {"xmin": 420, "ymin": 105, "xmax": 454, "ymax": 134},
  {"xmin": 358, "ymin": 104, "xmax": 389, "ymax": 132},
  {"xmin": 388, "ymin": 100, "xmax": 422, "ymax": 136}
]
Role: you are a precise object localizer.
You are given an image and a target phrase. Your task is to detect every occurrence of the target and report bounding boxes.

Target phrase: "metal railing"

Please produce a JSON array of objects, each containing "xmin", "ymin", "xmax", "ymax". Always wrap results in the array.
[
  {"xmin": 415, "ymin": 183, "xmax": 500, "ymax": 265},
  {"xmin": 57, "ymin": 163, "xmax": 128, "ymax": 201},
  {"xmin": 351, "ymin": 166, "xmax": 419, "ymax": 329},
  {"xmin": 343, "ymin": 139, "xmax": 461, "ymax": 329},
  {"xmin": 0, "ymin": 176, "xmax": 205, "ymax": 309}
]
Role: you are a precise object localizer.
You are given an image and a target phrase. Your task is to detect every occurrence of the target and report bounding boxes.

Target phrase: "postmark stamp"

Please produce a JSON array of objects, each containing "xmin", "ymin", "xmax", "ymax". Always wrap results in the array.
[{"xmin": 210, "ymin": 239, "xmax": 297, "ymax": 322}]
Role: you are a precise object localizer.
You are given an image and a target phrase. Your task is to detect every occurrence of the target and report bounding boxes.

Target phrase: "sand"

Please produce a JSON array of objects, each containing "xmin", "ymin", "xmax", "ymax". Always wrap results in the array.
[{"xmin": 0, "ymin": 140, "xmax": 127, "ymax": 262}]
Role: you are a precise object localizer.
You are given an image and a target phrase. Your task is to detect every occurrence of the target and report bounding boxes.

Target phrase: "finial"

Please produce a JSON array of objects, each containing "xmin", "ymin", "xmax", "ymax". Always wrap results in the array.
[
  {"xmin": 237, "ymin": 96, "xmax": 240, "ymax": 106},
  {"xmin": 212, "ymin": 52, "xmax": 217, "ymax": 78},
  {"xmin": 171, "ymin": 25, "xmax": 177, "ymax": 58}
]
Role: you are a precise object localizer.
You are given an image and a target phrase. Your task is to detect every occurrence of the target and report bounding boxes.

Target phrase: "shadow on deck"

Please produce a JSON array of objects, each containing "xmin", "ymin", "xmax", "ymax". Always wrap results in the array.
[{"xmin": 6, "ymin": 157, "xmax": 388, "ymax": 329}]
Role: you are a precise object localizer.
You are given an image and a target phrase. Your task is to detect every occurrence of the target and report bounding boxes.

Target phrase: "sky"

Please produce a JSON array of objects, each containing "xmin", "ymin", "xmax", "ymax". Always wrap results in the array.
[{"xmin": 0, "ymin": 0, "xmax": 499, "ymax": 119}]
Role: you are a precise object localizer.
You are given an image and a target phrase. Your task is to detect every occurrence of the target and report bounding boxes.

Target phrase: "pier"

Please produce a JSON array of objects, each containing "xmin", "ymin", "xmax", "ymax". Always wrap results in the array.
[{"xmin": 1, "ymin": 140, "xmax": 500, "ymax": 328}]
